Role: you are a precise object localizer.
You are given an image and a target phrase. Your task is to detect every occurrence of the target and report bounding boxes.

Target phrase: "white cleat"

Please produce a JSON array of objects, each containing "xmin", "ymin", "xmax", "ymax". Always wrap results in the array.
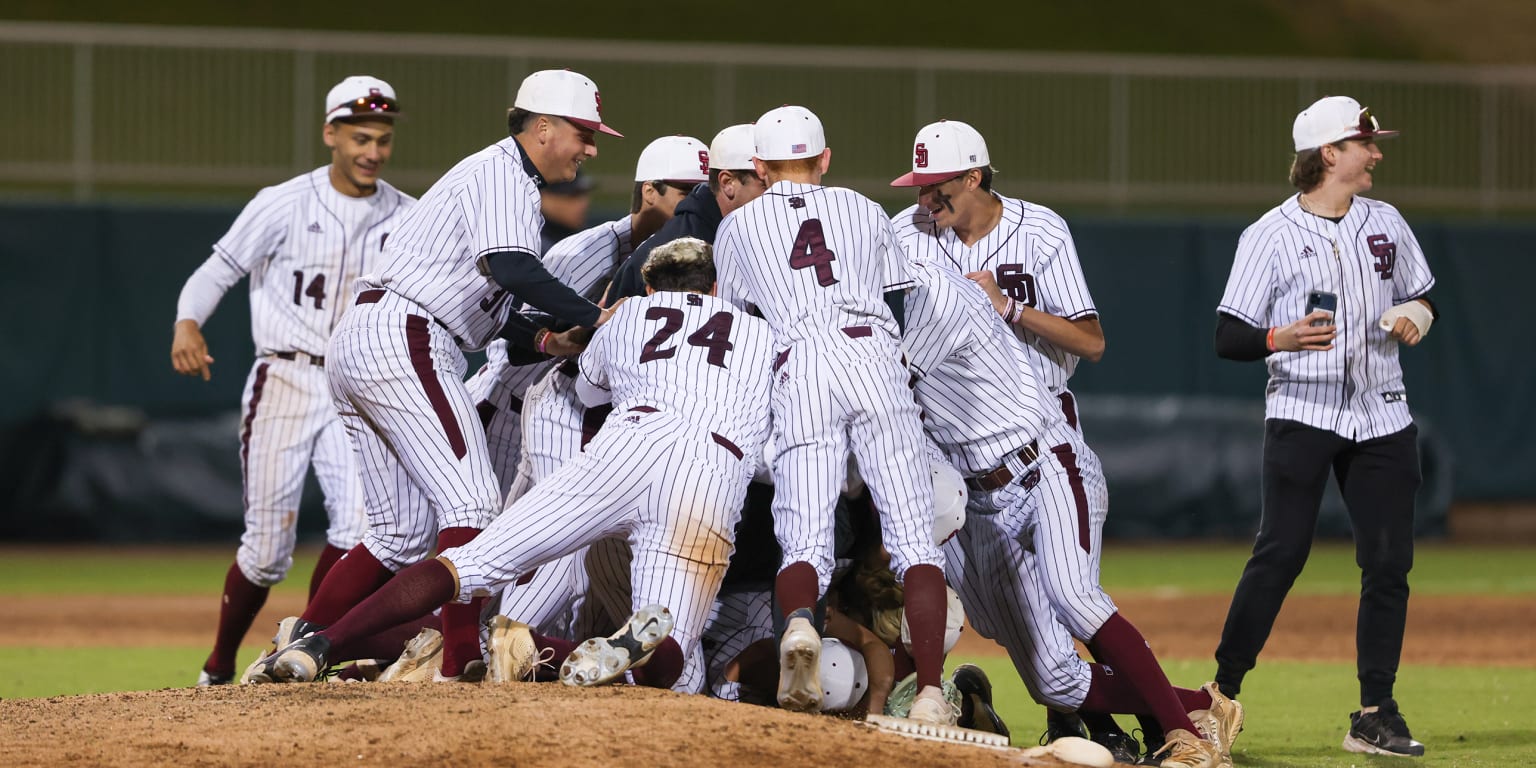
[
  {"xmin": 560, "ymin": 604, "xmax": 675, "ymax": 687},
  {"xmin": 776, "ymin": 615, "xmax": 822, "ymax": 712},
  {"xmin": 487, "ymin": 616, "xmax": 540, "ymax": 683}
]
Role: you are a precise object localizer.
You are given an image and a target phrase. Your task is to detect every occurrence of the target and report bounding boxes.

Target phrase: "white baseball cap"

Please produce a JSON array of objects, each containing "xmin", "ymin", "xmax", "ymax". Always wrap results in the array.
[
  {"xmin": 1293, "ymin": 95, "xmax": 1398, "ymax": 151},
  {"xmin": 514, "ymin": 69, "xmax": 622, "ymax": 137},
  {"xmin": 324, "ymin": 75, "xmax": 399, "ymax": 125},
  {"xmin": 709, "ymin": 124, "xmax": 757, "ymax": 170},
  {"xmin": 753, "ymin": 105, "xmax": 826, "ymax": 161},
  {"xmin": 817, "ymin": 638, "xmax": 869, "ymax": 712},
  {"xmin": 634, "ymin": 135, "xmax": 710, "ymax": 183},
  {"xmin": 891, "ymin": 120, "xmax": 990, "ymax": 187}
]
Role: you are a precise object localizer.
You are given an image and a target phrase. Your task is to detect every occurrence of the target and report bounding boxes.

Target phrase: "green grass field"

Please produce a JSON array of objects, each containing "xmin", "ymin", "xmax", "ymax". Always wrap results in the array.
[{"xmin": 2, "ymin": 543, "xmax": 1532, "ymax": 766}]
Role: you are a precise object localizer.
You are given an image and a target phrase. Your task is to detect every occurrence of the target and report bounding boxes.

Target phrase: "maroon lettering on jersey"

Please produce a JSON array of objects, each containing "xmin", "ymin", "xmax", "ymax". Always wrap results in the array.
[
  {"xmin": 1368, "ymin": 235, "xmax": 1396, "ymax": 280},
  {"xmin": 788, "ymin": 196, "xmax": 806, "ymax": 210},
  {"xmin": 915, "ymin": 142, "xmax": 929, "ymax": 169},
  {"xmin": 996, "ymin": 264, "xmax": 1038, "ymax": 307}
]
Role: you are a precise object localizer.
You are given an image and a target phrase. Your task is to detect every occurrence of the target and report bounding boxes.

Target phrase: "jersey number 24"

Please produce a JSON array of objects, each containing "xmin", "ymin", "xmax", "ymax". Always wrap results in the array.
[{"xmin": 639, "ymin": 305, "xmax": 736, "ymax": 368}]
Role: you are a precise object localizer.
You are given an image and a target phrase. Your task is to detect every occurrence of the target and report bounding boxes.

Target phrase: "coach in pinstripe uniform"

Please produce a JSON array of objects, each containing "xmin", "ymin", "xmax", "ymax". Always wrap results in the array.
[
  {"xmin": 172, "ymin": 76, "xmax": 412, "ymax": 687},
  {"xmin": 1213, "ymin": 96, "xmax": 1434, "ymax": 758}
]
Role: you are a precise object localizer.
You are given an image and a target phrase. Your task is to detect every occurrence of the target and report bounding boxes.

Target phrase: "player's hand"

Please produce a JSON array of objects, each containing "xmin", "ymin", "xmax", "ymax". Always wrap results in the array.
[
  {"xmin": 964, "ymin": 271, "xmax": 1009, "ymax": 315},
  {"xmin": 595, "ymin": 297, "xmax": 630, "ymax": 326},
  {"xmin": 1388, "ymin": 316, "xmax": 1422, "ymax": 346},
  {"xmin": 1273, "ymin": 311, "xmax": 1336, "ymax": 352},
  {"xmin": 545, "ymin": 329, "xmax": 589, "ymax": 357},
  {"xmin": 171, "ymin": 319, "xmax": 214, "ymax": 380}
]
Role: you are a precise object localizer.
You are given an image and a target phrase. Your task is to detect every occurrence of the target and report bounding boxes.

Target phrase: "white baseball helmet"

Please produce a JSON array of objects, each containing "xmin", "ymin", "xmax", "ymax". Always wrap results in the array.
[
  {"xmin": 900, "ymin": 584, "xmax": 966, "ymax": 656},
  {"xmin": 817, "ymin": 638, "xmax": 869, "ymax": 712},
  {"xmin": 931, "ymin": 458, "xmax": 967, "ymax": 546}
]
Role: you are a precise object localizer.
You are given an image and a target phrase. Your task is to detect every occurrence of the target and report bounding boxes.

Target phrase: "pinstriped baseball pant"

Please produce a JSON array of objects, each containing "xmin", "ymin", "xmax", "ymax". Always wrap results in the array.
[{"xmin": 326, "ymin": 292, "xmax": 500, "ymax": 571}]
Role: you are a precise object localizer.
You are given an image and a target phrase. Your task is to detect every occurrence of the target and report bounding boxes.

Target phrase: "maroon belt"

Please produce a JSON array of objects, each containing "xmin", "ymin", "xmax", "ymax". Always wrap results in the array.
[
  {"xmin": 966, "ymin": 441, "xmax": 1042, "ymax": 492},
  {"xmin": 356, "ymin": 289, "xmax": 385, "ymax": 305},
  {"xmin": 841, "ymin": 325, "xmax": 872, "ymax": 338},
  {"xmin": 273, "ymin": 351, "xmax": 324, "ymax": 367},
  {"xmin": 626, "ymin": 406, "xmax": 742, "ymax": 460}
]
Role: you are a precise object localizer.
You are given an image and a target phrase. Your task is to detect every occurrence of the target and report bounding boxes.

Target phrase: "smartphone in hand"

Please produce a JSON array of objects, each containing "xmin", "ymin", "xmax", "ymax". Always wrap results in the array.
[{"xmin": 1305, "ymin": 291, "xmax": 1337, "ymax": 327}]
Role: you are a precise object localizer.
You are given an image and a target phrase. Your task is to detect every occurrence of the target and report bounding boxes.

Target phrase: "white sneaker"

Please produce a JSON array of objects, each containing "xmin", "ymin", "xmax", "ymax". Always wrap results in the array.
[{"xmin": 776, "ymin": 616, "xmax": 822, "ymax": 712}]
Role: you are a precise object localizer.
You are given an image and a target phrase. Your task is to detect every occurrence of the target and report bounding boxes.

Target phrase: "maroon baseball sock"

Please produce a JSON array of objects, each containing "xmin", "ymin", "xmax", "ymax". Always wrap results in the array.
[
  {"xmin": 530, "ymin": 631, "xmax": 578, "ymax": 682},
  {"xmin": 1080, "ymin": 663, "xmax": 1214, "ymax": 715},
  {"xmin": 775, "ymin": 561, "xmax": 819, "ymax": 618},
  {"xmin": 436, "ymin": 527, "xmax": 483, "ymax": 678},
  {"xmin": 307, "ymin": 544, "xmax": 349, "ymax": 604},
  {"xmin": 329, "ymin": 614, "xmax": 439, "ymax": 664},
  {"xmin": 629, "ymin": 637, "xmax": 684, "ymax": 689},
  {"xmin": 902, "ymin": 563, "xmax": 947, "ymax": 689},
  {"xmin": 204, "ymin": 562, "xmax": 269, "ymax": 677},
  {"xmin": 302, "ymin": 544, "xmax": 394, "ymax": 627},
  {"xmin": 1085, "ymin": 613, "xmax": 1200, "ymax": 736},
  {"xmin": 321, "ymin": 558, "xmax": 456, "ymax": 650}
]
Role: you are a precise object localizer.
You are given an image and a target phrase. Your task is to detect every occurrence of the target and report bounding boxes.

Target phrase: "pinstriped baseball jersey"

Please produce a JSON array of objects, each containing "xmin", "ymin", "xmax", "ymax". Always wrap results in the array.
[
  {"xmin": 891, "ymin": 195, "xmax": 1096, "ymax": 394},
  {"xmin": 1219, "ymin": 194, "xmax": 1434, "ymax": 441},
  {"xmin": 716, "ymin": 182, "xmax": 911, "ymax": 349},
  {"xmin": 176, "ymin": 166, "xmax": 412, "ymax": 355},
  {"xmin": 902, "ymin": 259, "xmax": 1060, "ymax": 474},
  {"xmin": 578, "ymin": 291, "xmax": 775, "ymax": 454},
  {"xmin": 375, "ymin": 137, "xmax": 544, "ymax": 351}
]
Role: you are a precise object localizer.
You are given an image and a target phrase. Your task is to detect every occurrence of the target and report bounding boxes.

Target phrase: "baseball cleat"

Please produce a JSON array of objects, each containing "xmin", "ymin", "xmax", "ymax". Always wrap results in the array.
[
  {"xmin": 1189, "ymin": 681, "xmax": 1244, "ymax": 768},
  {"xmin": 951, "ymin": 663, "xmax": 1009, "ymax": 738},
  {"xmin": 196, "ymin": 670, "xmax": 232, "ymax": 687},
  {"xmin": 560, "ymin": 604, "xmax": 675, "ymax": 687},
  {"xmin": 377, "ymin": 628, "xmax": 444, "ymax": 683},
  {"xmin": 907, "ymin": 685, "xmax": 961, "ymax": 726},
  {"xmin": 239, "ymin": 616, "xmax": 317, "ymax": 685},
  {"xmin": 248, "ymin": 634, "xmax": 332, "ymax": 684},
  {"xmin": 776, "ymin": 612, "xmax": 822, "ymax": 712},
  {"xmin": 486, "ymin": 616, "xmax": 540, "ymax": 683},
  {"xmin": 1151, "ymin": 728, "xmax": 1219, "ymax": 768}
]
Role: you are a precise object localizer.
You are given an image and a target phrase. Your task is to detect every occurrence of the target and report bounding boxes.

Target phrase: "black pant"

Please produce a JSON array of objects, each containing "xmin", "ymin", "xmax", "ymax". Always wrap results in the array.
[{"xmin": 1214, "ymin": 419, "xmax": 1421, "ymax": 708}]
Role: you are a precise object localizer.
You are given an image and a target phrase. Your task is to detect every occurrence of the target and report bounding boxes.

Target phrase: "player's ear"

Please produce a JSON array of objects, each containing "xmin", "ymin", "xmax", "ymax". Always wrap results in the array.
[
  {"xmin": 751, "ymin": 157, "xmax": 769, "ymax": 183},
  {"xmin": 323, "ymin": 122, "xmax": 338, "ymax": 149},
  {"xmin": 708, "ymin": 281, "xmax": 718, "ymax": 296},
  {"xmin": 817, "ymin": 147, "xmax": 832, "ymax": 175}
]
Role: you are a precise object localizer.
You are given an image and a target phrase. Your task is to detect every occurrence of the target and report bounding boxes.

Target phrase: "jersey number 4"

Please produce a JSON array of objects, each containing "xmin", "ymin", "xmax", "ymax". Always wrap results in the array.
[
  {"xmin": 291, "ymin": 270, "xmax": 326, "ymax": 309},
  {"xmin": 789, "ymin": 219, "xmax": 839, "ymax": 287},
  {"xmin": 639, "ymin": 307, "xmax": 736, "ymax": 368}
]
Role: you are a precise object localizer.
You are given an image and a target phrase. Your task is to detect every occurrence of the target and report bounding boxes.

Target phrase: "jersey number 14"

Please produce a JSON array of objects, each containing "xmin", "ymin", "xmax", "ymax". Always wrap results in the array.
[{"xmin": 292, "ymin": 270, "xmax": 327, "ymax": 310}]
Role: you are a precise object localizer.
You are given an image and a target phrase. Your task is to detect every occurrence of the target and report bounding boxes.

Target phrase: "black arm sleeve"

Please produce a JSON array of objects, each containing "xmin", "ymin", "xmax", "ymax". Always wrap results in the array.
[
  {"xmin": 496, "ymin": 310, "xmax": 557, "ymax": 363},
  {"xmin": 1214, "ymin": 312, "xmax": 1273, "ymax": 362},
  {"xmin": 884, "ymin": 289, "xmax": 906, "ymax": 335},
  {"xmin": 483, "ymin": 249, "xmax": 601, "ymax": 327}
]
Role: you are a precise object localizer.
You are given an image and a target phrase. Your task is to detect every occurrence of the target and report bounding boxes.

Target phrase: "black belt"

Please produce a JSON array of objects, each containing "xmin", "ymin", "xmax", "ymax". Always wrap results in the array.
[
  {"xmin": 966, "ymin": 440, "xmax": 1041, "ymax": 492},
  {"xmin": 272, "ymin": 351, "xmax": 324, "ymax": 367}
]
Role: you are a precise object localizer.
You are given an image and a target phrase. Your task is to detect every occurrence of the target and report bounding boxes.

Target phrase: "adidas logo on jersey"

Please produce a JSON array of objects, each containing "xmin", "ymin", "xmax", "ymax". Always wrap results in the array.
[
  {"xmin": 307, "ymin": 222, "xmax": 323, "ymax": 234},
  {"xmin": 1300, "ymin": 245, "xmax": 1316, "ymax": 259}
]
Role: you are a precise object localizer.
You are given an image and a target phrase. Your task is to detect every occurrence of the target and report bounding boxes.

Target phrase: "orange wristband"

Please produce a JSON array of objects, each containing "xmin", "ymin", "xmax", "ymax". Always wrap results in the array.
[{"xmin": 1265, "ymin": 327, "xmax": 1277, "ymax": 352}]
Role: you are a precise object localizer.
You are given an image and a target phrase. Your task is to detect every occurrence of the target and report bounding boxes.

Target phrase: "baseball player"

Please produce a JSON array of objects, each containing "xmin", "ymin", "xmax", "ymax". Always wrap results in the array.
[
  {"xmin": 889, "ymin": 119, "xmax": 1157, "ymax": 757},
  {"xmin": 1213, "ymin": 96, "xmax": 1434, "ymax": 759},
  {"xmin": 249, "ymin": 237, "xmax": 777, "ymax": 694},
  {"xmin": 712, "ymin": 105, "xmax": 951, "ymax": 724},
  {"xmin": 172, "ymin": 75, "xmax": 412, "ymax": 687},
  {"xmin": 899, "ymin": 255, "xmax": 1233, "ymax": 768},
  {"xmin": 272, "ymin": 69, "xmax": 625, "ymax": 683},
  {"xmin": 483, "ymin": 134, "xmax": 711, "ymax": 637}
]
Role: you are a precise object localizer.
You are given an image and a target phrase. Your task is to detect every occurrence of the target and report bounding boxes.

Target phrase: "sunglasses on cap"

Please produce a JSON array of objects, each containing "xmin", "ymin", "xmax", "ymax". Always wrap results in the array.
[
  {"xmin": 332, "ymin": 94, "xmax": 400, "ymax": 120},
  {"xmin": 1356, "ymin": 107, "xmax": 1379, "ymax": 134}
]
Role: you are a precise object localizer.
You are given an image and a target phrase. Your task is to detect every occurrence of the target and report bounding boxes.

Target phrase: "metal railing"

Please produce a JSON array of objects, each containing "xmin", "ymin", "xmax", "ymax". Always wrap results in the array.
[{"xmin": 4, "ymin": 21, "xmax": 1536, "ymax": 214}]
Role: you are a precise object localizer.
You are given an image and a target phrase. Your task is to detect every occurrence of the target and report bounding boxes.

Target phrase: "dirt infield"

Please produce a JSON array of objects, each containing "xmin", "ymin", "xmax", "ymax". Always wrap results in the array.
[
  {"xmin": 1, "ymin": 591, "xmax": 1530, "ymax": 666},
  {"xmin": 1, "ymin": 591, "xmax": 1529, "ymax": 767}
]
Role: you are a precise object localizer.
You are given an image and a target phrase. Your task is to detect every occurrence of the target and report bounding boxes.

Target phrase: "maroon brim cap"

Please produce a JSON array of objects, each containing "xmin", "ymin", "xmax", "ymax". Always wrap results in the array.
[{"xmin": 568, "ymin": 116, "xmax": 623, "ymax": 138}]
